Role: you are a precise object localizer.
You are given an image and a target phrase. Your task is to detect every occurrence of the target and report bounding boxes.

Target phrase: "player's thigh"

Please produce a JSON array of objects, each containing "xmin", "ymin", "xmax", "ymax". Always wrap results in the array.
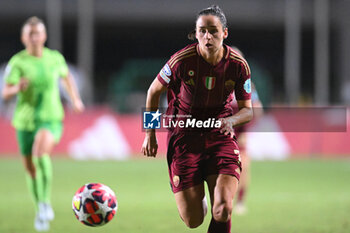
[
  {"xmin": 206, "ymin": 174, "xmax": 239, "ymax": 215},
  {"xmin": 16, "ymin": 129, "xmax": 35, "ymax": 156},
  {"xmin": 174, "ymin": 183, "xmax": 206, "ymax": 225},
  {"xmin": 32, "ymin": 129, "xmax": 56, "ymax": 156},
  {"xmin": 33, "ymin": 121, "xmax": 62, "ymax": 156}
]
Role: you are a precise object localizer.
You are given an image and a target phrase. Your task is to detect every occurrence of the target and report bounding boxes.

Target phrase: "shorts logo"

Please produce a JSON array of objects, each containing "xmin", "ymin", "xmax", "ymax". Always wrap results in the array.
[
  {"xmin": 235, "ymin": 168, "xmax": 241, "ymax": 175},
  {"xmin": 173, "ymin": 175, "xmax": 180, "ymax": 187},
  {"xmin": 143, "ymin": 110, "xmax": 162, "ymax": 129},
  {"xmin": 244, "ymin": 79, "xmax": 251, "ymax": 94},
  {"xmin": 188, "ymin": 70, "xmax": 195, "ymax": 77},
  {"xmin": 234, "ymin": 150, "xmax": 241, "ymax": 162},
  {"xmin": 162, "ymin": 64, "xmax": 172, "ymax": 76},
  {"xmin": 204, "ymin": 76, "xmax": 216, "ymax": 90}
]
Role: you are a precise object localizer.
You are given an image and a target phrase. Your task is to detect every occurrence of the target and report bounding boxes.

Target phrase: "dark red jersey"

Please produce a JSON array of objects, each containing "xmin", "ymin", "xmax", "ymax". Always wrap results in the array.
[{"xmin": 157, "ymin": 43, "xmax": 251, "ymax": 120}]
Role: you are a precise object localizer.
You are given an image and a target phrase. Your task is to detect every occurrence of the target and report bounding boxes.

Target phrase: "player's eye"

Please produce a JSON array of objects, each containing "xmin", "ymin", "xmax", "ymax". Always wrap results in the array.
[
  {"xmin": 209, "ymin": 29, "xmax": 218, "ymax": 34},
  {"xmin": 199, "ymin": 29, "xmax": 207, "ymax": 34}
]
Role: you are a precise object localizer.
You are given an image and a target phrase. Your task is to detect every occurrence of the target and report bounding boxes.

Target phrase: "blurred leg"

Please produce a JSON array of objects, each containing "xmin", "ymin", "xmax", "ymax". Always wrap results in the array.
[
  {"xmin": 235, "ymin": 133, "xmax": 250, "ymax": 215},
  {"xmin": 236, "ymin": 151, "xmax": 250, "ymax": 203},
  {"xmin": 23, "ymin": 155, "xmax": 43, "ymax": 210},
  {"xmin": 174, "ymin": 183, "xmax": 207, "ymax": 228},
  {"xmin": 32, "ymin": 129, "xmax": 56, "ymax": 221}
]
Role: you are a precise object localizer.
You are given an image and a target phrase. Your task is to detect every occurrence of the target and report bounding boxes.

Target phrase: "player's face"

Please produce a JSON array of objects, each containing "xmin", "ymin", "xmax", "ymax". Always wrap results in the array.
[
  {"xmin": 195, "ymin": 15, "xmax": 228, "ymax": 54},
  {"xmin": 21, "ymin": 23, "xmax": 47, "ymax": 49}
]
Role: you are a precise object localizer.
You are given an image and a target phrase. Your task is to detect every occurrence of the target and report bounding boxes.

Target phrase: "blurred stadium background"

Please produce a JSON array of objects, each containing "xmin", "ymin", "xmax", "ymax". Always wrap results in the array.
[{"xmin": 0, "ymin": 0, "xmax": 349, "ymax": 232}]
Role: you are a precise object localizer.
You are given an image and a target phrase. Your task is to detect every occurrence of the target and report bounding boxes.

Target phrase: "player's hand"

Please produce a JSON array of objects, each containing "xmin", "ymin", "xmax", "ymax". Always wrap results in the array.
[
  {"xmin": 18, "ymin": 78, "xmax": 29, "ymax": 92},
  {"xmin": 141, "ymin": 132, "xmax": 158, "ymax": 157},
  {"xmin": 73, "ymin": 99, "xmax": 85, "ymax": 113},
  {"xmin": 218, "ymin": 117, "xmax": 235, "ymax": 138}
]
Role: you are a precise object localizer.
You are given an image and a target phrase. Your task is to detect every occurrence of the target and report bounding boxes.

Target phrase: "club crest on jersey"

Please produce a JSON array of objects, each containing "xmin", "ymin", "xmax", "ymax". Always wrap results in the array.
[
  {"xmin": 204, "ymin": 76, "xmax": 216, "ymax": 90},
  {"xmin": 225, "ymin": 80, "xmax": 235, "ymax": 91},
  {"xmin": 244, "ymin": 79, "xmax": 251, "ymax": 94}
]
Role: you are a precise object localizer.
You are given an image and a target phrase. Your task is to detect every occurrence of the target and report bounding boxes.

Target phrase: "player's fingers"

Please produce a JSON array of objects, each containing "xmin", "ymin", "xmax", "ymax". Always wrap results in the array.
[
  {"xmin": 230, "ymin": 131, "xmax": 234, "ymax": 138},
  {"xmin": 220, "ymin": 125, "xmax": 225, "ymax": 133},
  {"xmin": 220, "ymin": 127, "xmax": 227, "ymax": 134},
  {"xmin": 219, "ymin": 118, "xmax": 227, "ymax": 128}
]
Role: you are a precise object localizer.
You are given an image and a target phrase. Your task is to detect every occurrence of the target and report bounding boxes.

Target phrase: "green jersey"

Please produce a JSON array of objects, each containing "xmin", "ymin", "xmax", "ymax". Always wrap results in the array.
[{"xmin": 4, "ymin": 48, "xmax": 68, "ymax": 131}]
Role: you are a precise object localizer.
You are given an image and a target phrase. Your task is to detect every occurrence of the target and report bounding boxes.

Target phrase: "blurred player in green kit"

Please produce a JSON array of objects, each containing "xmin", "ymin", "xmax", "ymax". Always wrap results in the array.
[{"xmin": 1, "ymin": 16, "xmax": 84, "ymax": 231}]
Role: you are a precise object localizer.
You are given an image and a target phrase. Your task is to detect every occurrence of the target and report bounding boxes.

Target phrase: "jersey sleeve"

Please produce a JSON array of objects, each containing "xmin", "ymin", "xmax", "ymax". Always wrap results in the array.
[
  {"xmin": 156, "ymin": 62, "xmax": 176, "ymax": 89},
  {"xmin": 234, "ymin": 61, "xmax": 252, "ymax": 101},
  {"xmin": 55, "ymin": 51, "xmax": 69, "ymax": 78},
  {"xmin": 4, "ymin": 57, "xmax": 21, "ymax": 85}
]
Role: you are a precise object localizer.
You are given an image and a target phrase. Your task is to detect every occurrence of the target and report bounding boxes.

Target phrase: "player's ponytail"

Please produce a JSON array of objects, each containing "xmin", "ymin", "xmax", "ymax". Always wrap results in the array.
[{"xmin": 188, "ymin": 5, "xmax": 228, "ymax": 40}]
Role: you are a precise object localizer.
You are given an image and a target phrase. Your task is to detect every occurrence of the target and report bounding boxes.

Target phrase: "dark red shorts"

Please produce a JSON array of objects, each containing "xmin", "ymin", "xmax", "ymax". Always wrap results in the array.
[
  {"xmin": 234, "ymin": 125, "xmax": 247, "ymax": 139},
  {"xmin": 167, "ymin": 130, "xmax": 242, "ymax": 193}
]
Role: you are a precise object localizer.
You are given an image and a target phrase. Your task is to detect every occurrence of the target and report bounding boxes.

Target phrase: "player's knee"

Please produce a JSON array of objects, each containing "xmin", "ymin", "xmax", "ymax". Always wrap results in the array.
[
  {"xmin": 213, "ymin": 202, "xmax": 232, "ymax": 222},
  {"xmin": 182, "ymin": 216, "xmax": 204, "ymax": 229}
]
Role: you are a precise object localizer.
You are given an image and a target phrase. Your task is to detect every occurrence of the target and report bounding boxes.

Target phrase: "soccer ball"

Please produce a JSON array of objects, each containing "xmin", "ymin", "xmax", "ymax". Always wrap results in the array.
[{"xmin": 72, "ymin": 183, "xmax": 118, "ymax": 226}]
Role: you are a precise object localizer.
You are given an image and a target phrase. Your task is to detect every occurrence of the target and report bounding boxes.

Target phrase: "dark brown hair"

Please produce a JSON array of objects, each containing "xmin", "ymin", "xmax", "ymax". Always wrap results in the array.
[{"xmin": 188, "ymin": 5, "xmax": 227, "ymax": 40}]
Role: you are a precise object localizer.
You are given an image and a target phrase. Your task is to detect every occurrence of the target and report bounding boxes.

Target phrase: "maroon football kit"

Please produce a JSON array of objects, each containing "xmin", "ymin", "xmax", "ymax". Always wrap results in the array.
[{"xmin": 157, "ymin": 43, "xmax": 251, "ymax": 193}]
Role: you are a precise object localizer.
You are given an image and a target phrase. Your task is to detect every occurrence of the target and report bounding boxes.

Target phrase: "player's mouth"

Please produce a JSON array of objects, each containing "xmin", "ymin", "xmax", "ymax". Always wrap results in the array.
[{"xmin": 205, "ymin": 43, "xmax": 213, "ymax": 48}]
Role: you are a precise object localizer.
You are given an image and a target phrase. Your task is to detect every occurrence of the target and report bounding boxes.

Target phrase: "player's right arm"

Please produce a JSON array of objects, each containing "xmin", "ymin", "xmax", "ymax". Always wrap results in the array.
[
  {"xmin": 2, "ymin": 79, "xmax": 29, "ymax": 101},
  {"xmin": 1, "ymin": 58, "xmax": 29, "ymax": 101},
  {"xmin": 141, "ymin": 78, "xmax": 167, "ymax": 157}
]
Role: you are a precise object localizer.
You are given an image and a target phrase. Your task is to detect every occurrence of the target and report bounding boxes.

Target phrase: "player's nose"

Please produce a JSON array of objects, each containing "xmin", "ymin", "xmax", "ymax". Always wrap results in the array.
[{"xmin": 205, "ymin": 31, "xmax": 212, "ymax": 39}]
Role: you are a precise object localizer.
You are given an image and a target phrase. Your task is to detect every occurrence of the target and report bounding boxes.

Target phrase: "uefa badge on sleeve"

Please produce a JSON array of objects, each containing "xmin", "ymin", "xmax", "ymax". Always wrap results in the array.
[{"xmin": 143, "ymin": 109, "xmax": 162, "ymax": 129}]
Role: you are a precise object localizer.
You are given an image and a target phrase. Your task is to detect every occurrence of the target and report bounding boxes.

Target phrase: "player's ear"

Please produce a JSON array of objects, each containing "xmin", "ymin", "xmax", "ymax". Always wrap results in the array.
[{"xmin": 223, "ymin": 28, "xmax": 228, "ymax": 39}]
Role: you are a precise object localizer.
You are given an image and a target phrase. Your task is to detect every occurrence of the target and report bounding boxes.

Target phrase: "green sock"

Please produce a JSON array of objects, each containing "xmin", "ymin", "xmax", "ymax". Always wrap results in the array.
[
  {"xmin": 38, "ymin": 154, "xmax": 53, "ymax": 204},
  {"xmin": 25, "ymin": 157, "xmax": 44, "ymax": 211}
]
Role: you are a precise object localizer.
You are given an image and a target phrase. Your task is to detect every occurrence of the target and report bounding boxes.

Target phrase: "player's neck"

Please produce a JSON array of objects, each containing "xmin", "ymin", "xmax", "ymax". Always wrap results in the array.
[
  {"xmin": 26, "ymin": 47, "xmax": 43, "ymax": 57},
  {"xmin": 200, "ymin": 46, "xmax": 224, "ymax": 66}
]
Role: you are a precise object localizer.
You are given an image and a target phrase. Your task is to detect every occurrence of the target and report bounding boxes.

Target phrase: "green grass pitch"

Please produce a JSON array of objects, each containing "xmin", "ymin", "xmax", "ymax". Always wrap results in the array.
[{"xmin": 0, "ymin": 157, "xmax": 349, "ymax": 233}]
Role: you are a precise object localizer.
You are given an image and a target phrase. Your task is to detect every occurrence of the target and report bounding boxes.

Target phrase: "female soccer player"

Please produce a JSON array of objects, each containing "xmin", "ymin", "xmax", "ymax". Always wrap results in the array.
[
  {"xmin": 2, "ymin": 17, "xmax": 84, "ymax": 231},
  {"xmin": 141, "ymin": 5, "xmax": 253, "ymax": 233}
]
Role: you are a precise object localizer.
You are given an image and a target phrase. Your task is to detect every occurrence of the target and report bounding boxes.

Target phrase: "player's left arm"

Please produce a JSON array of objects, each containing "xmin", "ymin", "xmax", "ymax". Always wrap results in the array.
[
  {"xmin": 61, "ymin": 72, "xmax": 85, "ymax": 113},
  {"xmin": 219, "ymin": 100, "xmax": 253, "ymax": 137},
  {"xmin": 220, "ymin": 59, "xmax": 253, "ymax": 137}
]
